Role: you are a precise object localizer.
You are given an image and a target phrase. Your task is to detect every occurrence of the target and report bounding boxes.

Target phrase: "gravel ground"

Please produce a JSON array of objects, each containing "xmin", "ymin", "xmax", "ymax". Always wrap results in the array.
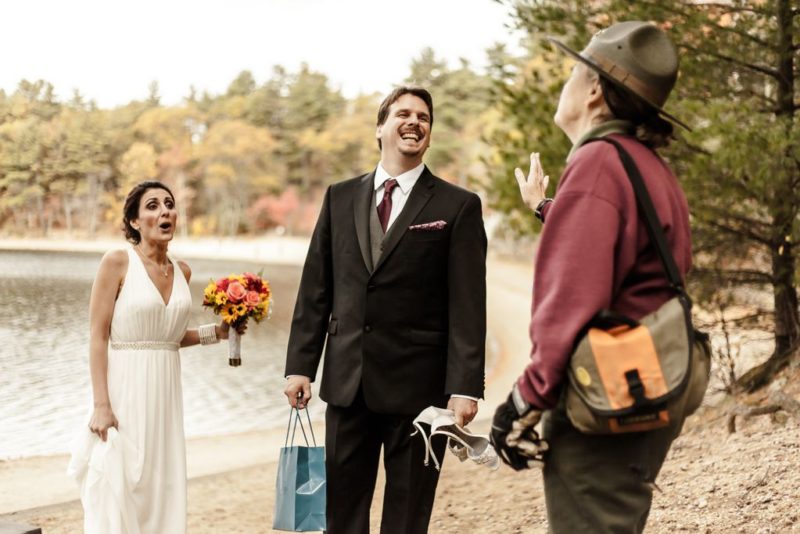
[{"xmin": 6, "ymin": 378, "xmax": 799, "ymax": 533}]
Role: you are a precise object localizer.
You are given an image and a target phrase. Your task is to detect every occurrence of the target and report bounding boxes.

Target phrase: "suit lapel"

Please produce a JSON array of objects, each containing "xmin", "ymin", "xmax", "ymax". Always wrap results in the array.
[
  {"xmin": 373, "ymin": 166, "xmax": 435, "ymax": 273},
  {"xmin": 354, "ymin": 171, "xmax": 375, "ymax": 272}
]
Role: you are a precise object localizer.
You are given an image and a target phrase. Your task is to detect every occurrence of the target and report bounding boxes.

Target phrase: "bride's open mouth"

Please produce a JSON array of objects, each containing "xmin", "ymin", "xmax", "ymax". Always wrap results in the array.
[{"xmin": 159, "ymin": 222, "xmax": 173, "ymax": 231}]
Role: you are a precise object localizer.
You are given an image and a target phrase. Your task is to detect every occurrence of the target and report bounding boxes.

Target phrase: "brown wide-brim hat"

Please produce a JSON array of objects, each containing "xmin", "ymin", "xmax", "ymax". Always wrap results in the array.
[{"xmin": 548, "ymin": 21, "xmax": 690, "ymax": 131}]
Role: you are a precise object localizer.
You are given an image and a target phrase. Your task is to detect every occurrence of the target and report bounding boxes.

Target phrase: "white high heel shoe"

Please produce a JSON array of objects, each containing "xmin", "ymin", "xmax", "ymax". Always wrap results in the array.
[
  {"xmin": 411, "ymin": 406, "xmax": 454, "ymax": 470},
  {"xmin": 410, "ymin": 406, "xmax": 499, "ymax": 471},
  {"xmin": 430, "ymin": 415, "xmax": 499, "ymax": 471}
]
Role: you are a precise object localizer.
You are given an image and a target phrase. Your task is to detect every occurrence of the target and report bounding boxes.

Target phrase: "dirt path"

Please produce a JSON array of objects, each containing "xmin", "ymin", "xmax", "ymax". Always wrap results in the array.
[{"xmin": 8, "ymin": 404, "xmax": 798, "ymax": 533}]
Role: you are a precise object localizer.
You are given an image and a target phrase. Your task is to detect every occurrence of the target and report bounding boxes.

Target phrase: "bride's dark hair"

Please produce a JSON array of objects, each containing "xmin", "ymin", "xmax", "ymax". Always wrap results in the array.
[{"xmin": 122, "ymin": 181, "xmax": 175, "ymax": 244}]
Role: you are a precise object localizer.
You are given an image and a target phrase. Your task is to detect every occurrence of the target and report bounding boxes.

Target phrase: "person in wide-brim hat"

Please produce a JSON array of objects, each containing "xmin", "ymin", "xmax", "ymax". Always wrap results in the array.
[
  {"xmin": 548, "ymin": 20, "xmax": 690, "ymax": 131},
  {"xmin": 491, "ymin": 21, "xmax": 696, "ymax": 533}
]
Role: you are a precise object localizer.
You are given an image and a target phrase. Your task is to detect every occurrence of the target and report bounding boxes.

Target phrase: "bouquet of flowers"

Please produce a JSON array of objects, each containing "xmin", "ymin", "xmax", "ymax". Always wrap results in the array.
[{"xmin": 202, "ymin": 272, "xmax": 271, "ymax": 366}]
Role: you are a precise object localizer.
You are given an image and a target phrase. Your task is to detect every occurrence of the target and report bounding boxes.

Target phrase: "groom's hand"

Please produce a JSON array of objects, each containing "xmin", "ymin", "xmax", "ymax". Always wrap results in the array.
[
  {"xmin": 284, "ymin": 376, "xmax": 312, "ymax": 409},
  {"xmin": 447, "ymin": 397, "xmax": 478, "ymax": 427}
]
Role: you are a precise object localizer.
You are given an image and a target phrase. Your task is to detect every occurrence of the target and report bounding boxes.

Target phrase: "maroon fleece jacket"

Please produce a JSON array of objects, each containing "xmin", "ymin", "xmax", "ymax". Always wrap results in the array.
[{"xmin": 517, "ymin": 134, "xmax": 692, "ymax": 409}]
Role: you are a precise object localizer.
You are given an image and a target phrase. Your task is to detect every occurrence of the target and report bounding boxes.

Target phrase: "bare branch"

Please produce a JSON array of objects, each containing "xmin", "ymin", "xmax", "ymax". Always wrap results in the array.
[
  {"xmin": 681, "ymin": 44, "xmax": 784, "ymax": 81},
  {"xmin": 692, "ymin": 268, "xmax": 773, "ymax": 284},
  {"xmin": 705, "ymin": 206, "xmax": 771, "ymax": 232},
  {"xmin": 703, "ymin": 20, "xmax": 774, "ymax": 49},
  {"xmin": 702, "ymin": 219, "xmax": 772, "ymax": 246},
  {"xmin": 734, "ymin": 88, "xmax": 778, "ymax": 106},
  {"xmin": 692, "ymin": 2, "xmax": 771, "ymax": 16}
]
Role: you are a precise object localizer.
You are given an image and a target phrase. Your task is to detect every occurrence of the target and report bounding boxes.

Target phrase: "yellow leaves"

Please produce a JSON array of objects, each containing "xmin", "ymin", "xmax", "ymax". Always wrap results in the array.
[
  {"xmin": 119, "ymin": 142, "xmax": 158, "ymax": 187},
  {"xmin": 508, "ymin": 129, "xmax": 524, "ymax": 142},
  {"xmin": 206, "ymin": 162, "xmax": 236, "ymax": 186},
  {"xmin": 133, "ymin": 107, "xmax": 194, "ymax": 152}
]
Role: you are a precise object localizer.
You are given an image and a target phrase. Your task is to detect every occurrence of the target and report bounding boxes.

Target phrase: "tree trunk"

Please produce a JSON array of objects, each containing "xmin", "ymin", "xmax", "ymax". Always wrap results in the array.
[
  {"xmin": 176, "ymin": 170, "xmax": 189, "ymax": 239},
  {"xmin": 64, "ymin": 195, "xmax": 73, "ymax": 236},
  {"xmin": 87, "ymin": 173, "xmax": 98, "ymax": 238},
  {"xmin": 737, "ymin": 0, "xmax": 798, "ymax": 392},
  {"xmin": 36, "ymin": 194, "xmax": 46, "ymax": 237}
]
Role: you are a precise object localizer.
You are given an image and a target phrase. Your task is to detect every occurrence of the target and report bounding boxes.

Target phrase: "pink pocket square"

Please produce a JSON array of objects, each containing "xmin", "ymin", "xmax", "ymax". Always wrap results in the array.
[{"xmin": 409, "ymin": 220, "xmax": 447, "ymax": 231}]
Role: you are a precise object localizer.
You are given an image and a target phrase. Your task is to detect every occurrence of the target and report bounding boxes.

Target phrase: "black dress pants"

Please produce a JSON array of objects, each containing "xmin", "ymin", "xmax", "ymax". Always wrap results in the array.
[{"xmin": 325, "ymin": 390, "xmax": 445, "ymax": 534}]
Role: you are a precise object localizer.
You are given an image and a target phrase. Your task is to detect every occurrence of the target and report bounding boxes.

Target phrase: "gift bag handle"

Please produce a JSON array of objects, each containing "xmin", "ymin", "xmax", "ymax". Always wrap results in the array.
[{"xmin": 284, "ymin": 404, "xmax": 317, "ymax": 448}]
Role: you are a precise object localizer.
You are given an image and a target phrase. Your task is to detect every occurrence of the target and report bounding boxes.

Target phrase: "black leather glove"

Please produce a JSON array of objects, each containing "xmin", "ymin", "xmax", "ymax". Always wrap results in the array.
[{"xmin": 490, "ymin": 383, "xmax": 548, "ymax": 471}]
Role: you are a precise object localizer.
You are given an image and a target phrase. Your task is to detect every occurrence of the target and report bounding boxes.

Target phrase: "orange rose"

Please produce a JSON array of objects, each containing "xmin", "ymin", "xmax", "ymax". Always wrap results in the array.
[
  {"xmin": 244, "ymin": 290, "xmax": 261, "ymax": 308},
  {"xmin": 226, "ymin": 281, "xmax": 247, "ymax": 303}
]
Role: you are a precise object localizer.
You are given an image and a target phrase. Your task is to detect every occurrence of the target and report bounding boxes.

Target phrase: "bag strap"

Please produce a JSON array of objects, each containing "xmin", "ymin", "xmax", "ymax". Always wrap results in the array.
[
  {"xmin": 587, "ymin": 137, "xmax": 688, "ymax": 302},
  {"xmin": 283, "ymin": 406, "xmax": 318, "ymax": 448}
]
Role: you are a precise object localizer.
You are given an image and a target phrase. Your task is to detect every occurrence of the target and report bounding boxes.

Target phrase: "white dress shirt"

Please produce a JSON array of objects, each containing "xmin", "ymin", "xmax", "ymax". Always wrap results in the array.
[{"xmin": 373, "ymin": 161, "xmax": 425, "ymax": 231}]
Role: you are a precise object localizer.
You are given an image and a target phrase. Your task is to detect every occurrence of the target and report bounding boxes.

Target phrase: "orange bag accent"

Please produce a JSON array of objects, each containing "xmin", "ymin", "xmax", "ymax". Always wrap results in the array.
[
  {"xmin": 588, "ymin": 325, "xmax": 668, "ymax": 410},
  {"xmin": 608, "ymin": 410, "xmax": 670, "ymax": 433}
]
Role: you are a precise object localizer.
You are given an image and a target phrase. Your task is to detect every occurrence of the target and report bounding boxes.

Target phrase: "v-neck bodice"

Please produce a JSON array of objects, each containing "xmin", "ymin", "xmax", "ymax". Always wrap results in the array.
[
  {"xmin": 134, "ymin": 247, "xmax": 177, "ymax": 306},
  {"xmin": 109, "ymin": 247, "xmax": 192, "ymax": 345}
]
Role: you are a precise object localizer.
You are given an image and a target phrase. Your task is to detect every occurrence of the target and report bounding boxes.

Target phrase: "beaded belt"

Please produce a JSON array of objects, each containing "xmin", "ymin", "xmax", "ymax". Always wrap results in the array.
[{"xmin": 110, "ymin": 341, "xmax": 180, "ymax": 351}]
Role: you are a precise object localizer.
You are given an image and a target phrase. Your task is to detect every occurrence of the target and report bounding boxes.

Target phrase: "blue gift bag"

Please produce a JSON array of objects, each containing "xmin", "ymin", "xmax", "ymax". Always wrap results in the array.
[{"xmin": 273, "ymin": 407, "xmax": 326, "ymax": 532}]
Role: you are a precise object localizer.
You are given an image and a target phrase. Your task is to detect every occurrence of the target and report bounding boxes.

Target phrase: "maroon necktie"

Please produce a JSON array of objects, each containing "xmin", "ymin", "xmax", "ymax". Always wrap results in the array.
[{"xmin": 377, "ymin": 178, "xmax": 398, "ymax": 233}]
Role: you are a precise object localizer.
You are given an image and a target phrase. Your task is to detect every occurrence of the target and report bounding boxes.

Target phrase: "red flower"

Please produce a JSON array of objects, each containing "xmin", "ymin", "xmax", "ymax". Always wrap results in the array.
[{"xmin": 216, "ymin": 278, "xmax": 230, "ymax": 292}]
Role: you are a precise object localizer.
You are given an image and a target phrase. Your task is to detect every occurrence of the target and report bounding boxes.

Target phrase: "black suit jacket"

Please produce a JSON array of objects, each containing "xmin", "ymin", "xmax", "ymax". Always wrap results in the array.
[{"xmin": 285, "ymin": 167, "xmax": 487, "ymax": 415}]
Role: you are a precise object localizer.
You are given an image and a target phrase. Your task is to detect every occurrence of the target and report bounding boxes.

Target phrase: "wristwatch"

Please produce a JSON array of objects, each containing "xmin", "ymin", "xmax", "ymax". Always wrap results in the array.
[{"xmin": 534, "ymin": 198, "xmax": 553, "ymax": 223}]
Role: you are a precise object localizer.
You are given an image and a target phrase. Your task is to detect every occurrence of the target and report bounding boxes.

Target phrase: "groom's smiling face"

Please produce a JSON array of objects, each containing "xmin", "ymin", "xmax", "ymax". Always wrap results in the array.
[{"xmin": 376, "ymin": 94, "xmax": 431, "ymax": 159}]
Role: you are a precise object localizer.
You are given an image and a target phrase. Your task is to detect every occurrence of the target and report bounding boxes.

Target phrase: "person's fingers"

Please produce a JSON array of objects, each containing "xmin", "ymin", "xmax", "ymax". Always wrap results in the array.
[
  {"xmin": 454, "ymin": 410, "xmax": 465, "ymax": 427},
  {"xmin": 543, "ymin": 175, "xmax": 550, "ymax": 191},
  {"xmin": 514, "ymin": 167, "xmax": 526, "ymax": 189},
  {"xmin": 529, "ymin": 152, "xmax": 536, "ymax": 177},
  {"xmin": 296, "ymin": 390, "xmax": 306, "ymax": 409},
  {"xmin": 302, "ymin": 383, "xmax": 312, "ymax": 403},
  {"xmin": 100, "ymin": 428, "xmax": 107, "ymax": 442},
  {"xmin": 463, "ymin": 405, "xmax": 477, "ymax": 426},
  {"xmin": 284, "ymin": 384, "xmax": 299, "ymax": 406}
]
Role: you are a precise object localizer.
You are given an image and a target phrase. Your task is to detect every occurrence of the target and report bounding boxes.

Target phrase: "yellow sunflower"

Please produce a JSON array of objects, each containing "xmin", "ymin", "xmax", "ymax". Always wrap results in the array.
[
  {"xmin": 203, "ymin": 282, "xmax": 217, "ymax": 302},
  {"xmin": 221, "ymin": 303, "xmax": 238, "ymax": 323}
]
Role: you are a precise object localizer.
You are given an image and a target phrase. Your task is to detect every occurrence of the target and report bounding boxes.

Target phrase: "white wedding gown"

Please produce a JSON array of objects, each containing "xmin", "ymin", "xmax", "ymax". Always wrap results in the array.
[{"xmin": 68, "ymin": 247, "xmax": 192, "ymax": 533}]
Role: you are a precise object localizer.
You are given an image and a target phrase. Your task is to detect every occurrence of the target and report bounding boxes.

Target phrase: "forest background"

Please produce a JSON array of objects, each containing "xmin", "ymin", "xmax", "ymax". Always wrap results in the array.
[{"xmin": 1, "ymin": 0, "xmax": 798, "ymax": 390}]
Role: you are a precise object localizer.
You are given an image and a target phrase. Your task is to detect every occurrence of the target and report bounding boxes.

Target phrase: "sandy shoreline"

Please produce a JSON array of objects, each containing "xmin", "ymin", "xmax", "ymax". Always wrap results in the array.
[{"xmin": 0, "ymin": 237, "xmax": 536, "ymax": 528}]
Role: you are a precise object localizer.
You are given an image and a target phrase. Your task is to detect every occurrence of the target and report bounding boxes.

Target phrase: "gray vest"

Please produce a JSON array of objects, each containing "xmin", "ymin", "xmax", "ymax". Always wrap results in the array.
[{"xmin": 368, "ymin": 202, "xmax": 385, "ymax": 271}]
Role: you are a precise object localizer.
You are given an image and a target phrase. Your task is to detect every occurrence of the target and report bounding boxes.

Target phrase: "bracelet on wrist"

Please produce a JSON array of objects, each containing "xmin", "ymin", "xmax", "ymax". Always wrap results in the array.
[
  {"xmin": 534, "ymin": 198, "xmax": 553, "ymax": 223},
  {"xmin": 198, "ymin": 323, "xmax": 219, "ymax": 345}
]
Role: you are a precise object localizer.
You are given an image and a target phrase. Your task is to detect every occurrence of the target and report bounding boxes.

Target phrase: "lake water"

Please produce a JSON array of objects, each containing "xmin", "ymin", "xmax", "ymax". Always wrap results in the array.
[{"xmin": 0, "ymin": 249, "xmax": 318, "ymax": 460}]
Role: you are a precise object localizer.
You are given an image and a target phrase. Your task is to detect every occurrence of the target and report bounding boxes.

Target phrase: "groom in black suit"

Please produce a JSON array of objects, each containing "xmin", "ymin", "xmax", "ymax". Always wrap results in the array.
[{"xmin": 284, "ymin": 86, "xmax": 486, "ymax": 534}]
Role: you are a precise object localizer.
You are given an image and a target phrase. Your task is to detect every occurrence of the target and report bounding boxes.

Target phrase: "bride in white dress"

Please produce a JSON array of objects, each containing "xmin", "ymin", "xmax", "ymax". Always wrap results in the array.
[{"xmin": 68, "ymin": 181, "xmax": 235, "ymax": 533}]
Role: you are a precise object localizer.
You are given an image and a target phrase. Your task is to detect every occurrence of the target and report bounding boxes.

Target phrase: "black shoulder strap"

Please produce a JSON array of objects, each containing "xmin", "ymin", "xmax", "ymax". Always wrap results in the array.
[{"xmin": 587, "ymin": 137, "xmax": 686, "ymax": 296}]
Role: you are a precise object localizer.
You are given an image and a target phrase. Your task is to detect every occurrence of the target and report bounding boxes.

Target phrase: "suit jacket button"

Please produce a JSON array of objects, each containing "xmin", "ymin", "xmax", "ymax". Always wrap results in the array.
[
  {"xmin": 367, "ymin": 284, "xmax": 376, "ymax": 291},
  {"xmin": 364, "ymin": 325, "xmax": 372, "ymax": 333}
]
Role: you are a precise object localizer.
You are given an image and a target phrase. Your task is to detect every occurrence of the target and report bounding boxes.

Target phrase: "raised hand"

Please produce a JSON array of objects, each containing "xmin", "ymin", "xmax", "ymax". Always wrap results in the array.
[{"xmin": 514, "ymin": 152, "xmax": 550, "ymax": 211}]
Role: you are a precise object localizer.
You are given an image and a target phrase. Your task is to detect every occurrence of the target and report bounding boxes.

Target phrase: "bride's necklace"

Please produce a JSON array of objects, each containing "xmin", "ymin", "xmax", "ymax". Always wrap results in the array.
[{"xmin": 136, "ymin": 245, "xmax": 170, "ymax": 278}]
